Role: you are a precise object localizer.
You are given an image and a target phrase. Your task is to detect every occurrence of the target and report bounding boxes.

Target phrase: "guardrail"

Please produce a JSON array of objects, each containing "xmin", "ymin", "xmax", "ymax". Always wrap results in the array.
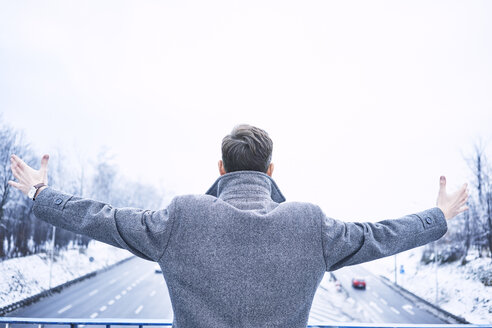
[{"xmin": 0, "ymin": 317, "xmax": 489, "ymax": 328}]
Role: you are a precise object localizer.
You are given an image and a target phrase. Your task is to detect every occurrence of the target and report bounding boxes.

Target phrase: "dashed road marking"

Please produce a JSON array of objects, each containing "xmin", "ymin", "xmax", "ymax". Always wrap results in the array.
[
  {"xmin": 127, "ymin": 286, "xmax": 132, "ymax": 291},
  {"xmin": 132, "ymin": 283, "xmax": 137, "ymax": 287},
  {"xmin": 115, "ymin": 294, "xmax": 122, "ymax": 300},
  {"xmin": 108, "ymin": 300, "xmax": 115, "ymax": 305},
  {"xmin": 366, "ymin": 286, "xmax": 371, "ymax": 290},
  {"xmin": 380, "ymin": 298, "xmax": 388, "ymax": 305},
  {"xmin": 390, "ymin": 306, "xmax": 400, "ymax": 314},
  {"xmin": 150, "ymin": 290, "xmax": 156, "ymax": 297},
  {"xmin": 372, "ymin": 291, "xmax": 379, "ymax": 297},
  {"xmin": 370, "ymin": 301, "xmax": 383, "ymax": 314},
  {"xmin": 402, "ymin": 304, "xmax": 415, "ymax": 315},
  {"xmin": 122, "ymin": 290, "xmax": 127, "ymax": 295},
  {"xmin": 99, "ymin": 305, "xmax": 107, "ymax": 312},
  {"xmin": 89, "ymin": 289, "xmax": 98, "ymax": 296},
  {"xmin": 90, "ymin": 312, "xmax": 98, "ymax": 319},
  {"xmin": 135, "ymin": 305, "xmax": 143, "ymax": 314},
  {"xmin": 57, "ymin": 304, "xmax": 72, "ymax": 314},
  {"xmin": 109, "ymin": 279, "xmax": 117, "ymax": 284}
]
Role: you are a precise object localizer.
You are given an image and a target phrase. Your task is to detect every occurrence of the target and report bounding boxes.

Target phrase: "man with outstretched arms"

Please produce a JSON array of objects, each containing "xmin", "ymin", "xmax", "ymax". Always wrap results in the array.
[{"xmin": 9, "ymin": 124, "xmax": 469, "ymax": 328}]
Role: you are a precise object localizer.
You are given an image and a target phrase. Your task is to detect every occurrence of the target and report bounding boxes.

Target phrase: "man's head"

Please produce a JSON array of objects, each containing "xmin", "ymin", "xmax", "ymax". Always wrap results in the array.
[{"xmin": 219, "ymin": 124, "xmax": 274, "ymax": 176}]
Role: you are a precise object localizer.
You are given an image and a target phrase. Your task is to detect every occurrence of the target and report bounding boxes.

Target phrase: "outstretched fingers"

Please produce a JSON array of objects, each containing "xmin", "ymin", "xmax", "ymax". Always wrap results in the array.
[
  {"xmin": 457, "ymin": 205, "xmax": 469, "ymax": 215},
  {"xmin": 10, "ymin": 162, "xmax": 22, "ymax": 180},
  {"xmin": 10, "ymin": 154, "xmax": 28, "ymax": 170},
  {"xmin": 40, "ymin": 154, "xmax": 49, "ymax": 181},
  {"xmin": 439, "ymin": 176, "xmax": 446, "ymax": 194},
  {"xmin": 8, "ymin": 180, "xmax": 22, "ymax": 190}
]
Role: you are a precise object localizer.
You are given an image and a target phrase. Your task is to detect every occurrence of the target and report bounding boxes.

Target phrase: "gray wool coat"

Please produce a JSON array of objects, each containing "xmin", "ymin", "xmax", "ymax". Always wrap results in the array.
[{"xmin": 32, "ymin": 171, "xmax": 447, "ymax": 328}]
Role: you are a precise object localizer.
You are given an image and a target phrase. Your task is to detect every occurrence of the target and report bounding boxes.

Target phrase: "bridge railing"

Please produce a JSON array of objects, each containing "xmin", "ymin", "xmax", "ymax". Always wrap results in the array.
[{"xmin": 0, "ymin": 317, "xmax": 489, "ymax": 328}]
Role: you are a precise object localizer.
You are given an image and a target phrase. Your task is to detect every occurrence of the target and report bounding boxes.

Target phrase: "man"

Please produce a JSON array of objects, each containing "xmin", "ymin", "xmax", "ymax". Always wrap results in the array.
[{"xmin": 9, "ymin": 124, "xmax": 468, "ymax": 328}]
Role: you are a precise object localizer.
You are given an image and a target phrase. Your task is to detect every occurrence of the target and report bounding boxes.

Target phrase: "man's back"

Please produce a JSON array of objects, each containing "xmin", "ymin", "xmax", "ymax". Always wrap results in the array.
[{"xmin": 162, "ymin": 172, "xmax": 325, "ymax": 327}]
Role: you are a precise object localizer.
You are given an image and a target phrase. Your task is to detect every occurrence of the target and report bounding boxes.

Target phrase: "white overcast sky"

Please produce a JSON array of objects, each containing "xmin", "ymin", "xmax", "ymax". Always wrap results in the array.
[{"xmin": 1, "ymin": 1, "xmax": 491, "ymax": 221}]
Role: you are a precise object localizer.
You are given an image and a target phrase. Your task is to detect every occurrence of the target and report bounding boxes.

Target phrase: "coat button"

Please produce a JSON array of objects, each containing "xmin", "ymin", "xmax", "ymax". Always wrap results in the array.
[
  {"xmin": 55, "ymin": 198, "xmax": 63, "ymax": 205},
  {"xmin": 425, "ymin": 217, "xmax": 432, "ymax": 224}
]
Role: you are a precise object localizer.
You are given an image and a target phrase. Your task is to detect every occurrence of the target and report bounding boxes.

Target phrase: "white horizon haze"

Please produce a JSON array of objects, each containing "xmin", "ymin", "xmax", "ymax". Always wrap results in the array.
[{"xmin": 1, "ymin": 0, "xmax": 491, "ymax": 222}]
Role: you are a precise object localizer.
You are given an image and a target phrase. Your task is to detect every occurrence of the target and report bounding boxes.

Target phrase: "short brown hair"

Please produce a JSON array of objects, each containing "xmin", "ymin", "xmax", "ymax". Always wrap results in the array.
[{"xmin": 221, "ymin": 124, "xmax": 273, "ymax": 173}]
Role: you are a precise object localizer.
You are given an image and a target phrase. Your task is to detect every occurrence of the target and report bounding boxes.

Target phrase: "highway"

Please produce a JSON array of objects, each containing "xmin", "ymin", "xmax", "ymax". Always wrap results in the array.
[
  {"xmin": 8, "ymin": 257, "xmax": 445, "ymax": 325},
  {"xmin": 333, "ymin": 265, "xmax": 446, "ymax": 324},
  {"xmin": 8, "ymin": 257, "xmax": 173, "ymax": 321}
]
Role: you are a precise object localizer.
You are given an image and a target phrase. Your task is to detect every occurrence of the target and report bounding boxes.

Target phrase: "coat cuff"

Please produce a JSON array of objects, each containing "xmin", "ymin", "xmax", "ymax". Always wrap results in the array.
[
  {"xmin": 415, "ymin": 207, "xmax": 447, "ymax": 235},
  {"xmin": 33, "ymin": 187, "xmax": 72, "ymax": 210}
]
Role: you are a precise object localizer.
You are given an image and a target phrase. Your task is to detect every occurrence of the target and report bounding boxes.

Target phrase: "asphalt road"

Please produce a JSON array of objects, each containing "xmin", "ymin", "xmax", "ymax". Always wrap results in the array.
[
  {"xmin": 8, "ymin": 257, "xmax": 173, "ymax": 323},
  {"xmin": 333, "ymin": 265, "xmax": 446, "ymax": 324},
  {"xmin": 8, "ymin": 257, "xmax": 445, "ymax": 325}
]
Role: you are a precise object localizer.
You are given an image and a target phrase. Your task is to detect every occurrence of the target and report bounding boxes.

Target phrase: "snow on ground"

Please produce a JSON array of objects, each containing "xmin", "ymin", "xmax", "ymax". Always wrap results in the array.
[
  {"xmin": 362, "ymin": 247, "xmax": 492, "ymax": 324},
  {"xmin": 0, "ymin": 241, "xmax": 133, "ymax": 308}
]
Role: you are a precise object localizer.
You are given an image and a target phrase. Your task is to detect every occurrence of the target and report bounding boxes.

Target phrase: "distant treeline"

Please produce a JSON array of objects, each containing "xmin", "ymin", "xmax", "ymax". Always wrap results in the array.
[
  {"xmin": 422, "ymin": 145, "xmax": 492, "ymax": 269},
  {"xmin": 0, "ymin": 118, "xmax": 165, "ymax": 260}
]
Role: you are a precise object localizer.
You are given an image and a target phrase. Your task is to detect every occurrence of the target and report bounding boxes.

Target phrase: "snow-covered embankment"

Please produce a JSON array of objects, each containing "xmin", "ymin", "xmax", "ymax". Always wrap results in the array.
[{"xmin": 0, "ymin": 241, "xmax": 133, "ymax": 309}]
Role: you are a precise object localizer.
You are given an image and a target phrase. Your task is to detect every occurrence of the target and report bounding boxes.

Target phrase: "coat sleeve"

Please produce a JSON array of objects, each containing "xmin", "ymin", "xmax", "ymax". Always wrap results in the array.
[
  {"xmin": 32, "ymin": 187, "xmax": 175, "ymax": 262},
  {"xmin": 321, "ymin": 207, "xmax": 447, "ymax": 271}
]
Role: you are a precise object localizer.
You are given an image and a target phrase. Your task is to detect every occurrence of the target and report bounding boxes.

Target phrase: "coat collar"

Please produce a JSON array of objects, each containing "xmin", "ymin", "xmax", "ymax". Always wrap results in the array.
[{"xmin": 205, "ymin": 171, "xmax": 286, "ymax": 203}]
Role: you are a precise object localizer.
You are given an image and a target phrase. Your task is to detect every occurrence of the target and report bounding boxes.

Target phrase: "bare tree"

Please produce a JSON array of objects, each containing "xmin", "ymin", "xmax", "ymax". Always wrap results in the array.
[
  {"xmin": 91, "ymin": 148, "xmax": 117, "ymax": 204},
  {"xmin": 466, "ymin": 143, "xmax": 491, "ymax": 257}
]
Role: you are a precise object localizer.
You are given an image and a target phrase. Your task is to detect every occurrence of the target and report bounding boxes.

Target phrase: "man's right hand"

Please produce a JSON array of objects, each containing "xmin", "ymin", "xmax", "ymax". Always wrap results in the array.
[
  {"xmin": 8, "ymin": 154, "xmax": 50, "ymax": 197},
  {"xmin": 436, "ymin": 176, "xmax": 469, "ymax": 220}
]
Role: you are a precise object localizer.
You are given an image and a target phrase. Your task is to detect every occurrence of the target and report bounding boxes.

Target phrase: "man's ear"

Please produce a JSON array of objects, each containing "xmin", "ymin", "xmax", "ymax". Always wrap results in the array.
[
  {"xmin": 218, "ymin": 160, "xmax": 227, "ymax": 176},
  {"xmin": 266, "ymin": 163, "xmax": 274, "ymax": 177}
]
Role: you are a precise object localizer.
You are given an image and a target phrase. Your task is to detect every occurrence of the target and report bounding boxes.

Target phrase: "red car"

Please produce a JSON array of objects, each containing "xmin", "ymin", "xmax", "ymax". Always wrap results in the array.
[{"xmin": 351, "ymin": 277, "xmax": 366, "ymax": 289}]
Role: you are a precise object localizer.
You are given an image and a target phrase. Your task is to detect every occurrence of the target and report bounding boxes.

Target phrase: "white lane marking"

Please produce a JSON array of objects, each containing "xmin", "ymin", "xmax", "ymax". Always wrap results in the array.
[
  {"xmin": 127, "ymin": 286, "xmax": 132, "ymax": 291},
  {"xmin": 370, "ymin": 301, "xmax": 383, "ymax": 314},
  {"xmin": 89, "ymin": 289, "xmax": 98, "ymax": 296},
  {"xmin": 135, "ymin": 305, "xmax": 144, "ymax": 314},
  {"xmin": 372, "ymin": 291, "xmax": 379, "ymax": 297},
  {"xmin": 132, "ymin": 283, "xmax": 137, "ymax": 287},
  {"xmin": 390, "ymin": 306, "xmax": 400, "ymax": 314},
  {"xmin": 380, "ymin": 298, "xmax": 388, "ymax": 305},
  {"xmin": 366, "ymin": 285, "xmax": 371, "ymax": 290},
  {"xmin": 115, "ymin": 294, "xmax": 122, "ymax": 299},
  {"xmin": 150, "ymin": 290, "xmax": 156, "ymax": 297},
  {"xmin": 99, "ymin": 305, "xmax": 107, "ymax": 312},
  {"xmin": 403, "ymin": 304, "xmax": 415, "ymax": 315},
  {"xmin": 109, "ymin": 279, "xmax": 117, "ymax": 284},
  {"xmin": 347, "ymin": 297, "xmax": 355, "ymax": 304},
  {"xmin": 124, "ymin": 271, "xmax": 129, "ymax": 275},
  {"xmin": 108, "ymin": 300, "xmax": 115, "ymax": 305},
  {"xmin": 57, "ymin": 304, "xmax": 72, "ymax": 314},
  {"xmin": 122, "ymin": 290, "xmax": 127, "ymax": 295},
  {"xmin": 160, "ymin": 281, "xmax": 164, "ymax": 285},
  {"xmin": 90, "ymin": 312, "xmax": 98, "ymax": 319}
]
